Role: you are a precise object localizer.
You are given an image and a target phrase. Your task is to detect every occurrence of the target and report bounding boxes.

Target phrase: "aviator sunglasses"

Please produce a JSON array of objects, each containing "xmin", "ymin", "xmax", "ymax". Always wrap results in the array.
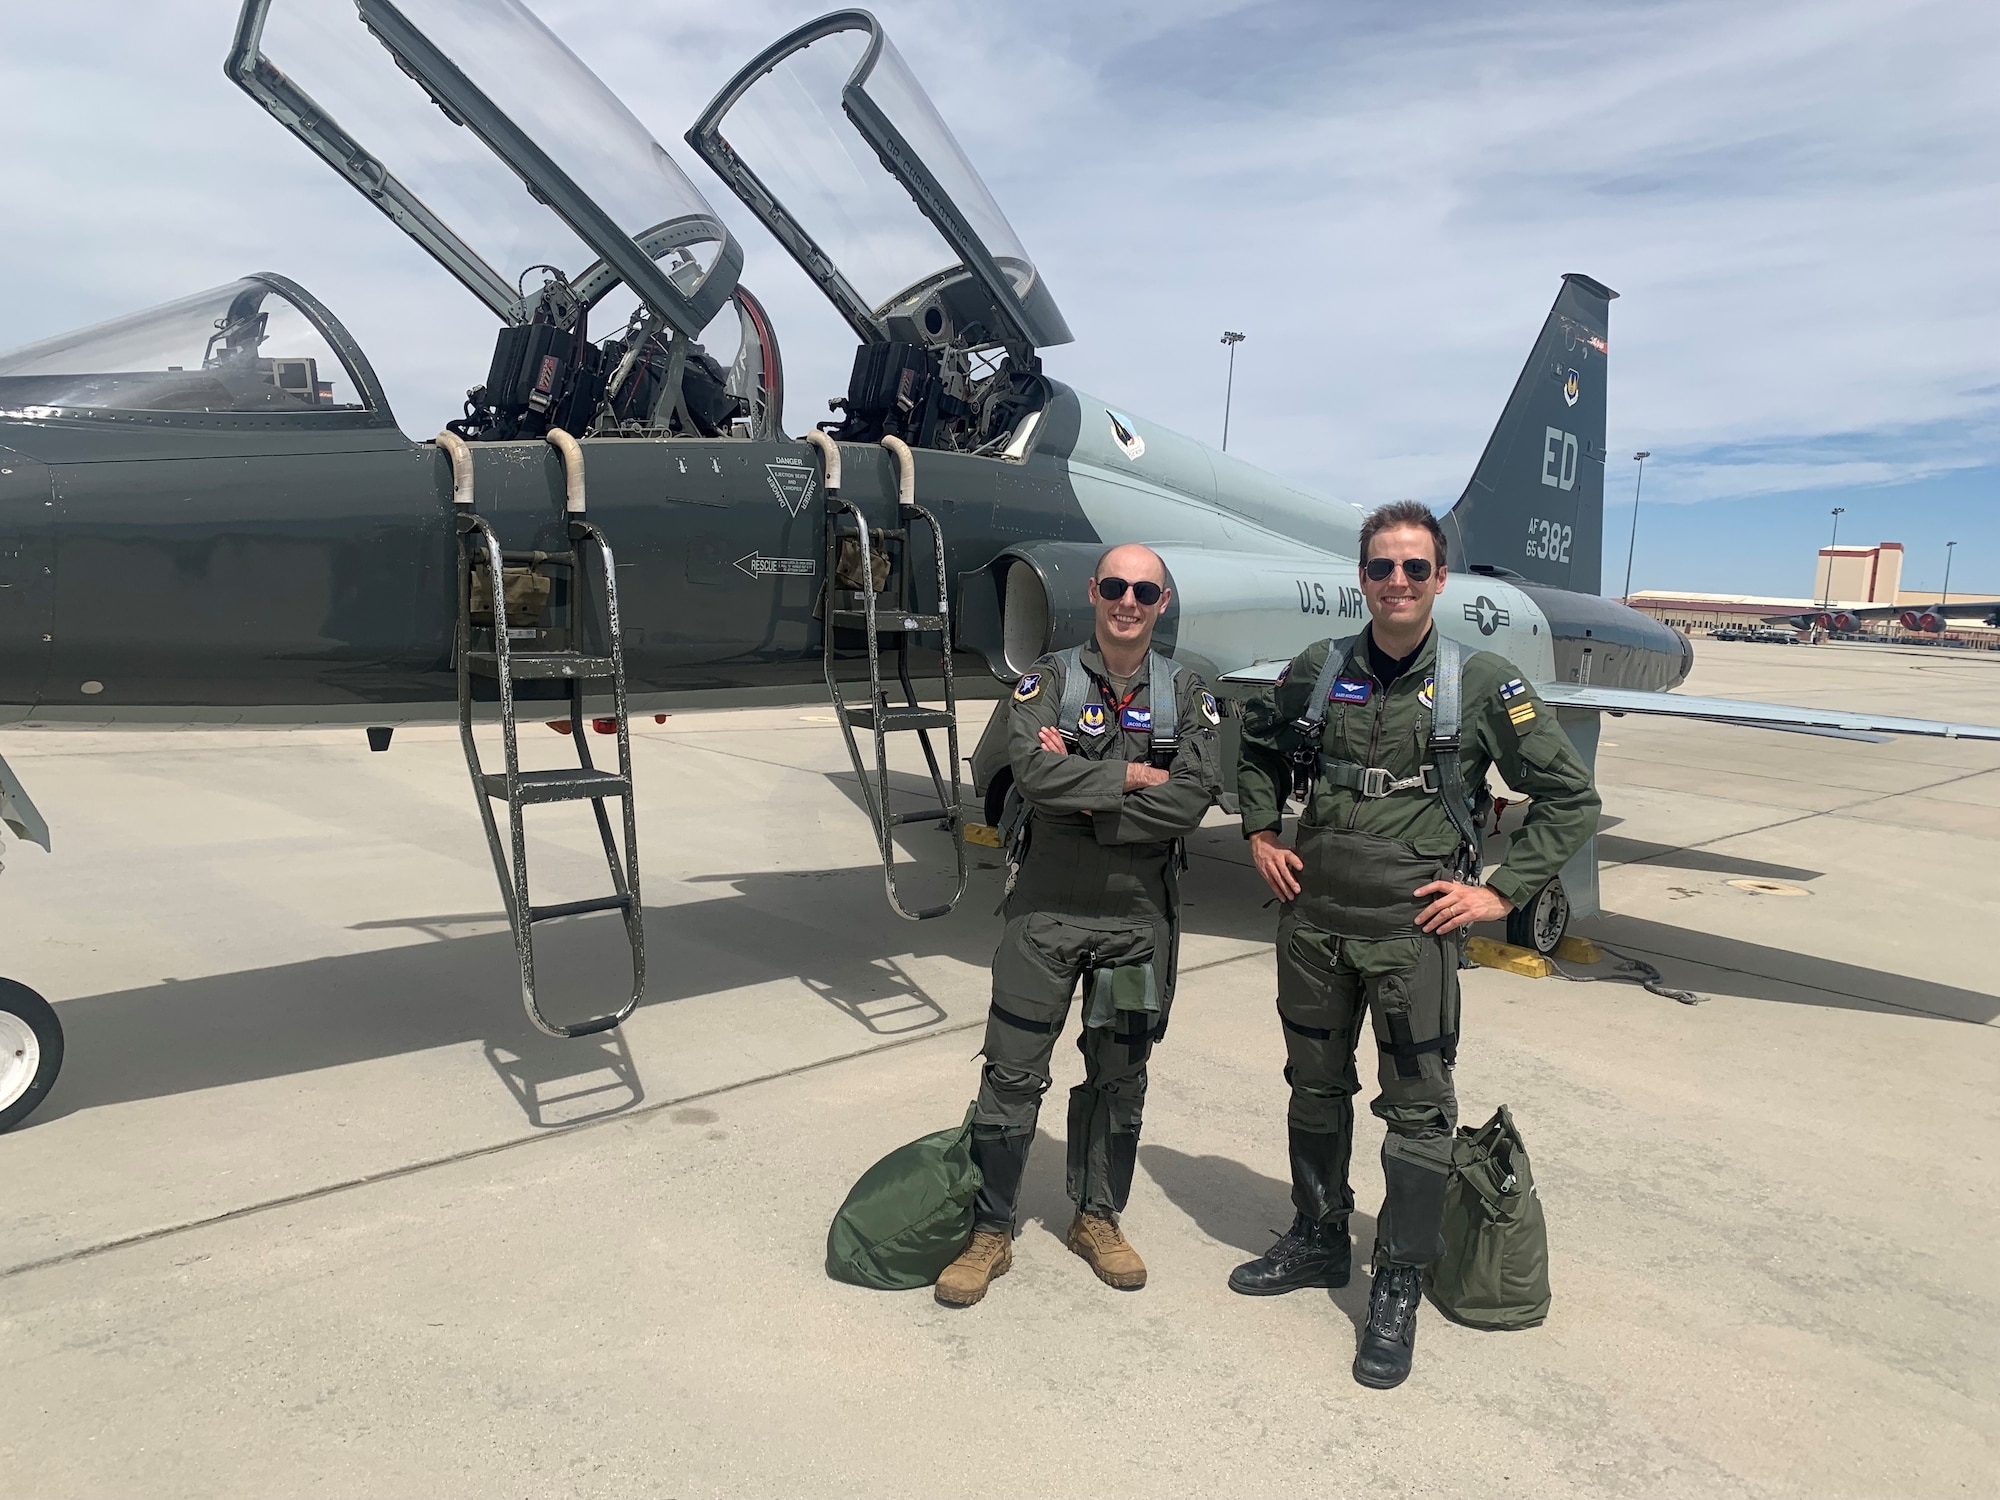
[
  {"xmin": 1096, "ymin": 576, "xmax": 1165, "ymax": 605},
  {"xmin": 1363, "ymin": 556, "xmax": 1436, "ymax": 583}
]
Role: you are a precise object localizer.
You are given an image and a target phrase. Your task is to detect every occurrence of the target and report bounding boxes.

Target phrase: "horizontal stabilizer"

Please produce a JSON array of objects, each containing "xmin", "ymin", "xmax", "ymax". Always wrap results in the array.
[{"xmin": 1540, "ymin": 682, "xmax": 2000, "ymax": 742}]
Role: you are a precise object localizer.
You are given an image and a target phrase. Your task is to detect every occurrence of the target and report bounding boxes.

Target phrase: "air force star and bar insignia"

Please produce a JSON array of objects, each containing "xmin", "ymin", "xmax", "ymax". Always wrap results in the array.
[
  {"xmin": 1120, "ymin": 707, "xmax": 1152, "ymax": 732},
  {"xmin": 1331, "ymin": 678, "xmax": 1372, "ymax": 704},
  {"xmin": 1078, "ymin": 703, "xmax": 1108, "ymax": 735},
  {"xmin": 1013, "ymin": 672, "xmax": 1043, "ymax": 702},
  {"xmin": 1200, "ymin": 691, "xmax": 1221, "ymax": 725}
]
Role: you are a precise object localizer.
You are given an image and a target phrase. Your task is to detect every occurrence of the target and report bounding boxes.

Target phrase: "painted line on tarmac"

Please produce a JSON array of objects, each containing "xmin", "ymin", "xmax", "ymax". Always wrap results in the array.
[{"xmin": 0, "ymin": 946, "xmax": 1268, "ymax": 1283}]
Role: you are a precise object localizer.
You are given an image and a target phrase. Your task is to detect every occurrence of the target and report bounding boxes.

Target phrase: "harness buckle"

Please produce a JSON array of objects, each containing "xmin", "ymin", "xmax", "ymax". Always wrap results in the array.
[{"xmin": 1360, "ymin": 766, "xmax": 1393, "ymax": 798}]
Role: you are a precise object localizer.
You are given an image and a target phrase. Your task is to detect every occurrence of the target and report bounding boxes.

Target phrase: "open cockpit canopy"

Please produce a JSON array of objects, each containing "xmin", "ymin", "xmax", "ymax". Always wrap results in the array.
[
  {"xmin": 688, "ymin": 9, "xmax": 1070, "ymax": 356},
  {"xmin": 227, "ymin": 0, "xmax": 740, "ymax": 338},
  {"xmin": 0, "ymin": 274, "xmax": 391, "ymax": 424}
]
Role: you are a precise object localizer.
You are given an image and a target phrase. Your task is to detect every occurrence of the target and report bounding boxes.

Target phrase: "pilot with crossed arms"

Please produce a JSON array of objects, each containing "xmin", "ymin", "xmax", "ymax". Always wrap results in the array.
[
  {"xmin": 1234, "ymin": 500, "xmax": 1599, "ymax": 1388},
  {"xmin": 936, "ymin": 543, "xmax": 1224, "ymax": 1307}
]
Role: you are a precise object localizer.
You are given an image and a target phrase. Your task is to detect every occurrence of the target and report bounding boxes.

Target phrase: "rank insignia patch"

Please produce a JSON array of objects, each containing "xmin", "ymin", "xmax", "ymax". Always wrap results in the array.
[
  {"xmin": 1121, "ymin": 707, "xmax": 1152, "ymax": 732},
  {"xmin": 1200, "ymin": 691, "xmax": 1221, "ymax": 725},
  {"xmin": 1331, "ymin": 678, "xmax": 1372, "ymax": 704},
  {"xmin": 1418, "ymin": 675, "xmax": 1435, "ymax": 710},
  {"xmin": 1507, "ymin": 702, "xmax": 1537, "ymax": 732},
  {"xmin": 1013, "ymin": 672, "xmax": 1042, "ymax": 702},
  {"xmin": 1078, "ymin": 703, "xmax": 1108, "ymax": 735}
]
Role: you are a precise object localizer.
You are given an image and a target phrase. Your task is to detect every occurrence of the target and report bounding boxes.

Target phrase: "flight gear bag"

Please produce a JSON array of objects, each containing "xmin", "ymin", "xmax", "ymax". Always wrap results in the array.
[
  {"xmin": 826, "ymin": 1105, "xmax": 983, "ymax": 1291},
  {"xmin": 1424, "ymin": 1104, "xmax": 1552, "ymax": 1330},
  {"xmin": 1292, "ymin": 634, "xmax": 1484, "ymax": 880}
]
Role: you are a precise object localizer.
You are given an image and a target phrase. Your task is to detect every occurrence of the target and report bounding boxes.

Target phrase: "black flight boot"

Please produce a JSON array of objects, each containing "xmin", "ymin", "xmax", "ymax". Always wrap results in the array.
[
  {"xmin": 1353, "ymin": 1262, "xmax": 1424, "ymax": 1390},
  {"xmin": 970, "ymin": 1128, "xmax": 1030, "ymax": 1234},
  {"xmin": 1227, "ymin": 1212, "xmax": 1351, "ymax": 1295}
]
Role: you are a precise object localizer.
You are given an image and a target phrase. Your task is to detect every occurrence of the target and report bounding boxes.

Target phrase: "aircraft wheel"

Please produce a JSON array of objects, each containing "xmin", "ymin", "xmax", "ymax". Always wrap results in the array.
[
  {"xmin": 1506, "ymin": 879, "xmax": 1571, "ymax": 957},
  {"xmin": 0, "ymin": 978, "xmax": 63, "ymax": 1133}
]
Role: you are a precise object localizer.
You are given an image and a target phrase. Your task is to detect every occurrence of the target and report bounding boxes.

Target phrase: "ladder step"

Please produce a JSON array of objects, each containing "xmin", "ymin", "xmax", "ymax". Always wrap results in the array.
[
  {"xmin": 829, "ymin": 610, "xmax": 946, "ymax": 632},
  {"xmin": 843, "ymin": 705, "xmax": 954, "ymax": 733},
  {"xmin": 481, "ymin": 768, "xmax": 630, "ymax": 804},
  {"xmin": 530, "ymin": 893, "xmax": 633, "ymax": 922},
  {"xmin": 890, "ymin": 806, "xmax": 954, "ymax": 826},
  {"xmin": 467, "ymin": 652, "xmax": 618, "ymax": 680}
]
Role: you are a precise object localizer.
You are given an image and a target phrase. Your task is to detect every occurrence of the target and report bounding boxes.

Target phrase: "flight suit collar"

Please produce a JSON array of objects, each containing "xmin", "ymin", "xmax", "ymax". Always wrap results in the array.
[{"xmin": 1349, "ymin": 623, "xmax": 1438, "ymax": 685}]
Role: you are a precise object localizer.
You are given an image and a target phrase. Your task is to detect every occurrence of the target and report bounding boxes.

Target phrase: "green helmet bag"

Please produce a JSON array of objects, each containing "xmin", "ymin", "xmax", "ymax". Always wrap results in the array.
[
  {"xmin": 1425, "ymin": 1104, "xmax": 1552, "ymax": 1330},
  {"xmin": 826, "ymin": 1105, "xmax": 983, "ymax": 1290}
]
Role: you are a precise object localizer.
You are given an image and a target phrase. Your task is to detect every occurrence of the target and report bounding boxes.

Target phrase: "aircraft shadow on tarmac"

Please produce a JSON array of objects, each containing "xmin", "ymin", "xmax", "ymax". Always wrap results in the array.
[{"xmin": 26, "ymin": 811, "xmax": 1989, "ymax": 1133}]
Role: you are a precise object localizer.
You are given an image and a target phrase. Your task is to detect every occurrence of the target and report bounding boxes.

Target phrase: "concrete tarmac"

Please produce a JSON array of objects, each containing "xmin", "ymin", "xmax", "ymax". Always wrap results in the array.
[{"xmin": 1, "ymin": 640, "xmax": 1995, "ymax": 1497}]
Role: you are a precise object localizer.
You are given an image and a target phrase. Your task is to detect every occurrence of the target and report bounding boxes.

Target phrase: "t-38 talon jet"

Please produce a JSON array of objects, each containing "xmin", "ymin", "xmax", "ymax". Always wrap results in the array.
[{"xmin": 1, "ymin": 2, "xmax": 1993, "ymax": 1132}]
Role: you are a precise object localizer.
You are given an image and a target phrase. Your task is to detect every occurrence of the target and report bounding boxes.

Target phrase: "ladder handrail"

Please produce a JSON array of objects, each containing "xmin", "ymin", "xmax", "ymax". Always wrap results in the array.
[
  {"xmin": 815, "ymin": 433, "xmax": 967, "ymax": 922},
  {"xmin": 450, "ymin": 431, "xmax": 644, "ymax": 1039}
]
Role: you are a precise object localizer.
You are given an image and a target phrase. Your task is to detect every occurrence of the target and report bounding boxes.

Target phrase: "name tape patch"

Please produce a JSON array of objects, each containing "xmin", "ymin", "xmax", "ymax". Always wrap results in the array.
[
  {"xmin": 1331, "ymin": 678, "xmax": 1373, "ymax": 705},
  {"xmin": 1121, "ymin": 707, "xmax": 1153, "ymax": 732}
]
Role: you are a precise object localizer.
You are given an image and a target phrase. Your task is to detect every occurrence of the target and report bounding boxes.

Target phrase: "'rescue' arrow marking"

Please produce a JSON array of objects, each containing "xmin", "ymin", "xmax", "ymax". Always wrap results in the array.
[{"xmin": 734, "ymin": 552, "xmax": 816, "ymax": 579}]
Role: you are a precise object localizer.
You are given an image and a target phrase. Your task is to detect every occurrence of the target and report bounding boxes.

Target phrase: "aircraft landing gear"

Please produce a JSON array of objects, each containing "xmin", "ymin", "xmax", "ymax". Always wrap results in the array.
[
  {"xmin": 1506, "ymin": 878, "xmax": 1571, "ymax": 957},
  {"xmin": 0, "ymin": 977, "xmax": 62, "ymax": 1132}
]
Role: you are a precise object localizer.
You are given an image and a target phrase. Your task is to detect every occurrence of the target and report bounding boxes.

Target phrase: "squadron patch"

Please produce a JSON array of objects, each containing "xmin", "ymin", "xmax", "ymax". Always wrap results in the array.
[
  {"xmin": 1331, "ymin": 678, "xmax": 1372, "ymax": 705},
  {"xmin": 1200, "ymin": 691, "xmax": 1221, "ymax": 725},
  {"xmin": 1121, "ymin": 707, "xmax": 1152, "ymax": 732},
  {"xmin": 1078, "ymin": 703, "xmax": 1109, "ymax": 736},
  {"xmin": 1275, "ymin": 662, "xmax": 1291, "ymax": 687},
  {"xmin": 1013, "ymin": 672, "xmax": 1043, "ymax": 702},
  {"xmin": 1418, "ymin": 675, "xmax": 1435, "ymax": 710}
]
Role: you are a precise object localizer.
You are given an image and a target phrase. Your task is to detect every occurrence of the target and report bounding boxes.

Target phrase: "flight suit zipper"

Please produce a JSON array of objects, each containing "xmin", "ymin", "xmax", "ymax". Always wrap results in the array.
[{"xmin": 1346, "ymin": 650, "xmax": 1387, "ymax": 832}]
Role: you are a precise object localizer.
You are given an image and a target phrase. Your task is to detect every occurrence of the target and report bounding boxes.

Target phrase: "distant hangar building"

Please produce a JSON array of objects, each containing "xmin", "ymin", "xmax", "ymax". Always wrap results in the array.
[{"xmin": 1625, "ymin": 540, "xmax": 1997, "ymax": 646}]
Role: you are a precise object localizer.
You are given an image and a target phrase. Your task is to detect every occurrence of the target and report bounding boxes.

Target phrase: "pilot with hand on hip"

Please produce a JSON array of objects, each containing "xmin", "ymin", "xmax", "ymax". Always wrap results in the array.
[
  {"xmin": 936, "ymin": 543, "xmax": 1223, "ymax": 1308},
  {"xmin": 1233, "ymin": 501, "xmax": 1598, "ymax": 1388}
]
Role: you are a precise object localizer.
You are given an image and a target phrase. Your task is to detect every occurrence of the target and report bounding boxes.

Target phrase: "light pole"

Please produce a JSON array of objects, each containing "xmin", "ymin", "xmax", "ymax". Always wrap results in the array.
[
  {"xmin": 1821, "ymin": 506, "xmax": 1846, "ymax": 607},
  {"xmin": 1220, "ymin": 331, "xmax": 1245, "ymax": 451},
  {"xmin": 1620, "ymin": 451, "xmax": 1650, "ymax": 602},
  {"xmin": 1942, "ymin": 540, "xmax": 1957, "ymax": 606}
]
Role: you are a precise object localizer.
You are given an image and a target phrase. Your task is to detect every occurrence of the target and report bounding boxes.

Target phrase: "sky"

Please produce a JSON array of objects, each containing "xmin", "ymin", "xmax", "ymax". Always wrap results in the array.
[{"xmin": 2, "ymin": 0, "xmax": 1993, "ymax": 600}]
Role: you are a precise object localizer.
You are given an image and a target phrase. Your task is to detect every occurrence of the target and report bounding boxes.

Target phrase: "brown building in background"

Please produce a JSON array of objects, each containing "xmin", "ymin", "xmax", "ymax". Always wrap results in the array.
[{"xmin": 1622, "ymin": 540, "xmax": 1998, "ymax": 647}]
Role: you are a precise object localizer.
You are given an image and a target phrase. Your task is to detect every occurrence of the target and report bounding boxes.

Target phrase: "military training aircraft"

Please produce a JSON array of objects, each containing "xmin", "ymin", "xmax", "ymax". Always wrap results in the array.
[{"xmin": 1, "ymin": 0, "xmax": 1995, "ymax": 1133}]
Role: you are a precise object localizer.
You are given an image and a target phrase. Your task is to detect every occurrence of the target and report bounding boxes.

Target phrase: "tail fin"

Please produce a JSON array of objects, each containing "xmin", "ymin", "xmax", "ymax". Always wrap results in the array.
[{"xmin": 1442, "ymin": 273, "xmax": 1617, "ymax": 595}]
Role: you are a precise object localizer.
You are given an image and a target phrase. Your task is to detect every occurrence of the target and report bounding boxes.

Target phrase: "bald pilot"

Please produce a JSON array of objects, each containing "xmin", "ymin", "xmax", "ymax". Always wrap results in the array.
[{"xmin": 936, "ymin": 543, "xmax": 1224, "ymax": 1307}]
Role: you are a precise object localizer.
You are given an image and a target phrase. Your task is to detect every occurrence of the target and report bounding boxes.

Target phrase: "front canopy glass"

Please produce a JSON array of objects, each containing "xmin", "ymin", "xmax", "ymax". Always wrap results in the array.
[
  {"xmin": 229, "ymin": 0, "xmax": 739, "ymax": 336},
  {"xmin": 0, "ymin": 276, "xmax": 385, "ymax": 418},
  {"xmin": 689, "ymin": 11, "xmax": 1070, "ymax": 352}
]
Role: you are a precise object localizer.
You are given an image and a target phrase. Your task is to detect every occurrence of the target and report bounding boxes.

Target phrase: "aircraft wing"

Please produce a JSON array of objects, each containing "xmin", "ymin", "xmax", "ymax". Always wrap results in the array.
[
  {"xmin": 1538, "ymin": 682, "xmax": 2000, "ymax": 742},
  {"xmin": 1216, "ymin": 663, "xmax": 2000, "ymax": 741}
]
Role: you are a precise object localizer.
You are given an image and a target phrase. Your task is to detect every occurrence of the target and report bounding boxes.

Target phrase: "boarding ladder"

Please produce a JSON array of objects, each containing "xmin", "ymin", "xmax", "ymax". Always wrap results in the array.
[
  {"xmin": 440, "ymin": 430, "xmax": 644, "ymax": 1038},
  {"xmin": 811, "ymin": 431, "xmax": 967, "ymax": 921}
]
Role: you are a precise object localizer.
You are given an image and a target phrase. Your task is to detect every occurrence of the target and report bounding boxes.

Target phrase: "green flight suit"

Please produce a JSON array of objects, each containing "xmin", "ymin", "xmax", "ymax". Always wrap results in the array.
[
  {"xmin": 974, "ymin": 642, "xmax": 1224, "ymax": 1230},
  {"xmin": 1236, "ymin": 625, "xmax": 1598, "ymax": 1267}
]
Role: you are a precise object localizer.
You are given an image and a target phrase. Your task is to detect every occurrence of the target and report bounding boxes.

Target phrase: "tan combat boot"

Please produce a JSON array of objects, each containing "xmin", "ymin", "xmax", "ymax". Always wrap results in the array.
[
  {"xmin": 1066, "ymin": 1210, "xmax": 1147, "ymax": 1290},
  {"xmin": 935, "ymin": 1229, "xmax": 1013, "ymax": 1308}
]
